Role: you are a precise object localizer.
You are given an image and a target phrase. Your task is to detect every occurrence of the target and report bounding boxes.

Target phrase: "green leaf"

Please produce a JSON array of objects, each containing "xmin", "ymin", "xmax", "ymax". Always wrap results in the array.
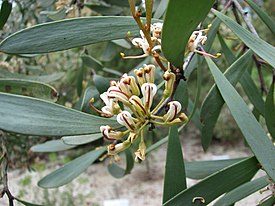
[
  {"xmin": 153, "ymin": 0, "xmax": 168, "ymax": 19},
  {"xmin": 84, "ymin": 4, "xmax": 123, "ymax": 15},
  {"xmin": 74, "ymin": 86, "xmax": 99, "ymax": 112},
  {"xmin": 163, "ymin": 157, "xmax": 259, "ymax": 206},
  {"xmin": 205, "ymin": 56, "xmax": 275, "ymax": 181},
  {"xmin": 163, "ymin": 126, "xmax": 186, "ymax": 203},
  {"xmin": 217, "ymin": 32, "xmax": 236, "ymax": 65},
  {"xmin": 213, "ymin": 9, "xmax": 275, "ymax": 68},
  {"xmin": 240, "ymin": 72, "xmax": 265, "ymax": 116},
  {"xmin": 0, "ymin": 0, "xmax": 12, "ymax": 30},
  {"xmin": 0, "ymin": 69, "xmax": 65, "ymax": 83},
  {"xmin": 174, "ymin": 80, "xmax": 188, "ymax": 111},
  {"xmin": 0, "ymin": 16, "xmax": 142, "ymax": 54},
  {"xmin": 81, "ymin": 55, "xmax": 103, "ymax": 70},
  {"xmin": 15, "ymin": 198, "xmax": 43, "ymax": 206},
  {"xmin": 218, "ymin": 34, "xmax": 265, "ymax": 116},
  {"xmin": 258, "ymin": 197, "xmax": 275, "ymax": 206},
  {"xmin": 0, "ymin": 78, "xmax": 58, "ymax": 102},
  {"xmin": 245, "ymin": 0, "xmax": 275, "ymax": 34},
  {"xmin": 188, "ymin": 55, "xmax": 202, "ymax": 120},
  {"xmin": 93, "ymin": 74, "xmax": 110, "ymax": 94},
  {"xmin": 0, "ymin": 92, "xmax": 119, "ymax": 136},
  {"xmin": 162, "ymin": 0, "xmax": 215, "ymax": 67},
  {"xmin": 31, "ymin": 140, "xmax": 75, "ymax": 152},
  {"xmin": 185, "ymin": 158, "xmax": 245, "ymax": 180},
  {"xmin": 200, "ymin": 50, "xmax": 253, "ymax": 150},
  {"xmin": 214, "ymin": 176, "xmax": 268, "ymax": 206},
  {"xmin": 107, "ymin": 149, "xmax": 134, "ymax": 178},
  {"xmin": 62, "ymin": 133, "xmax": 103, "ymax": 145},
  {"xmin": 40, "ymin": 8, "xmax": 67, "ymax": 21},
  {"xmin": 265, "ymin": 79, "xmax": 275, "ymax": 139},
  {"xmin": 112, "ymin": 39, "xmax": 132, "ymax": 49},
  {"xmin": 100, "ymin": 42, "xmax": 117, "ymax": 62},
  {"xmin": 38, "ymin": 147, "xmax": 106, "ymax": 188}
]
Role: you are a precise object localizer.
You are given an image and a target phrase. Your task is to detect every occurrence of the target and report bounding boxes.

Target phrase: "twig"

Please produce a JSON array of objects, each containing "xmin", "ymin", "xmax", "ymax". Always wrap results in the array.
[
  {"xmin": 0, "ymin": 131, "xmax": 14, "ymax": 206},
  {"xmin": 231, "ymin": 0, "xmax": 267, "ymax": 93},
  {"xmin": 232, "ymin": 0, "xmax": 258, "ymax": 37}
]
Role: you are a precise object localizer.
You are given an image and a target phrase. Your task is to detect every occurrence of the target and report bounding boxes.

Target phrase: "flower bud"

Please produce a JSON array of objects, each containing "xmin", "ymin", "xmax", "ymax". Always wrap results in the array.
[
  {"xmin": 167, "ymin": 112, "xmax": 189, "ymax": 125},
  {"xmin": 163, "ymin": 71, "xmax": 175, "ymax": 97},
  {"xmin": 144, "ymin": 64, "xmax": 156, "ymax": 83},
  {"xmin": 107, "ymin": 140, "xmax": 131, "ymax": 156},
  {"xmin": 129, "ymin": 95, "xmax": 147, "ymax": 117},
  {"xmin": 134, "ymin": 68, "xmax": 145, "ymax": 86},
  {"xmin": 141, "ymin": 83, "xmax": 157, "ymax": 110},
  {"xmin": 117, "ymin": 111, "xmax": 136, "ymax": 131},
  {"xmin": 100, "ymin": 125, "xmax": 125, "ymax": 140}
]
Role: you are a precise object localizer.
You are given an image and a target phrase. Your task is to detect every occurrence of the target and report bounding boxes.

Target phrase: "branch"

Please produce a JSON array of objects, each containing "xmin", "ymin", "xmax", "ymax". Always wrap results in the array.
[
  {"xmin": 0, "ymin": 131, "xmax": 14, "ymax": 206},
  {"xmin": 232, "ymin": 0, "xmax": 267, "ymax": 93}
]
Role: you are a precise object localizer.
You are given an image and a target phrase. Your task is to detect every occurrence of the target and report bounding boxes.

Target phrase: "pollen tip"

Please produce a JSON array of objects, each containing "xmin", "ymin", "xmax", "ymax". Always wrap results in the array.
[{"xmin": 120, "ymin": 52, "xmax": 125, "ymax": 57}]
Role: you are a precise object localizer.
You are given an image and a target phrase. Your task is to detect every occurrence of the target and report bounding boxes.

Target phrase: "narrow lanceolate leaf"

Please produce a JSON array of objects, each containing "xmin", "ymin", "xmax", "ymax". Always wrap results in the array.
[
  {"xmin": 0, "ymin": 79, "xmax": 58, "ymax": 102},
  {"xmin": 0, "ymin": 92, "xmax": 119, "ymax": 136},
  {"xmin": 218, "ymin": 35, "xmax": 265, "ymax": 116},
  {"xmin": 240, "ymin": 72, "xmax": 265, "ymax": 116},
  {"xmin": 265, "ymin": 79, "xmax": 275, "ymax": 139},
  {"xmin": 213, "ymin": 9, "xmax": 275, "ymax": 68},
  {"xmin": 108, "ymin": 149, "xmax": 134, "ymax": 178},
  {"xmin": 205, "ymin": 57, "xmax": 275, "ymax": 181},
  {"xmin": 185, "ymin": 158, "xmax": 245, "ymax": 180},
  {"xmin": 214, "ymin": 176, "xmax": 268, "ymax": 206},
  {"xmin": 245, "ymin": 0, "xmax": 275, "ymax": 34},
  {"xmin": 0, "ymin": 0, "xmax": 12, "ymax": 29},
  {"xmin": 38, "ymin": 147, "xmax": 106, "ymax": 188},
  {"xmin": 62, "ymin": 133, "xmax": 103, "ymax": 145},
  {"xmin": 162, "ymin": 0, "xmax": 215, "ymax": 67},
  {"xmin": 31, "ymin": 140, "xmax": 75, "ymax": 152},
  {"xmin": 163, "ymin": 157, "xmax": 259, "ymax": 206},
  {"xmin": 200, "ymin": 50, "xmax": 252, "ymax": 150},
  {"xmin": 0, "ymin": 69, "xmax": 65, "ymax": 83},
  {"xmin": 163, "ymin": 126, "xmax": 186, "ymax": 203},
  {"xmin": 0, "ymin": 16, "xmax": 142, "ymax": 54},
  {"xmin": 81, "ymin": 55, "xmax": 103, "ymax": 70},
  {"xmin": 93, "ymin": 74, "xmax": 110, "ymax": 94}
]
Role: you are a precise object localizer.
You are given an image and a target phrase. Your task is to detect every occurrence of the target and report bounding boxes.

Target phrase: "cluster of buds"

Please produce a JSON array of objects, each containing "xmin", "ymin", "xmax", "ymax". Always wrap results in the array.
[
  {"xmin": 121, "ymin": 23, "xmax": 163, "ymax": 59},
  {"xmin": 95, "ymin": 64, "xmax": 188, "ymax": 162},
  {"xmin": 187, "ymin": 24, "xmax": 221, "ymax": 58}
]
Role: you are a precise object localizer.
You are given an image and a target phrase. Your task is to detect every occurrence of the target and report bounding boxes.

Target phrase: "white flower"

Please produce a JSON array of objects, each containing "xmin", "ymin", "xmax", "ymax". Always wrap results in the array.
[
  {"xmin": 163, "ymin": 101, "xmax": 182, "ymax": 122},
  {"xmin": 141, "ymin": 83, "xmax": 157, "ymax": 110},
  {"xmin": 100, "ymin": 92, "xmax": 121, "ymax": 115},
  {"xmin": 107, "ymin": 86, "xmax": 129, "ymax": 104},
  {"xmin": 117, "ymin": 111, "xmax": 136, "ymax": 131}
]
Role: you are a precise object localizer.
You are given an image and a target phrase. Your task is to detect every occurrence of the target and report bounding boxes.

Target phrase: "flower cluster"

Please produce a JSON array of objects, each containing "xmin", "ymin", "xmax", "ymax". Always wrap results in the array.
[
  {"xmin": 187, "ymin": 24, "xmax": 221, "ymax": 58},
  {"xmin": 97, "ymin": 64, "xmax": 188, "ymax": 162},
  {"xmin": 122, "ymin": 22, "xmax": 220, "ymax": 60},
  {"xmin": 121, "ymin": 23, "xmax": 163, "ymax": 59}
]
